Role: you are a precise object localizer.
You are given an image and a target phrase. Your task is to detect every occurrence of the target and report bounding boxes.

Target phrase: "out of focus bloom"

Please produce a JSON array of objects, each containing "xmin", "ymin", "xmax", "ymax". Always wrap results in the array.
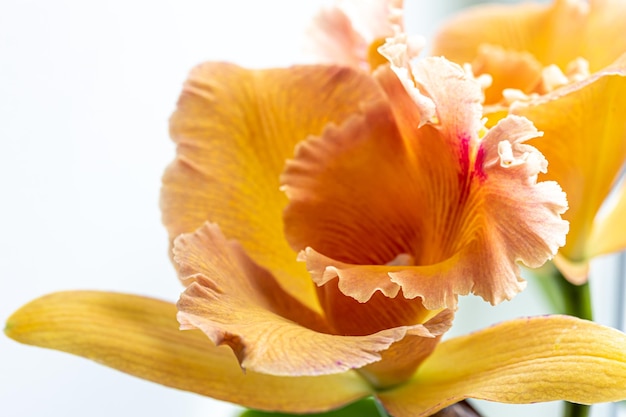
[
  {"xmin": 433, "ymin": 0, "xmax": 626, "ymax": 284},
  {"xmin": 7, "ymin": 3, "xmax": 626, "ymax": 417},
  {"xmin": 304, "ymin": 0, "xmax": 417, "ymax": 70}
]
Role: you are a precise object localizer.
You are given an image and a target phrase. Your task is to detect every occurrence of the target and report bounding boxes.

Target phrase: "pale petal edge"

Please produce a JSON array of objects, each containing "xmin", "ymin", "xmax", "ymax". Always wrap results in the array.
[{"xmin": 588, "ymin": 179, "xmax": 626, "ymax": 259}]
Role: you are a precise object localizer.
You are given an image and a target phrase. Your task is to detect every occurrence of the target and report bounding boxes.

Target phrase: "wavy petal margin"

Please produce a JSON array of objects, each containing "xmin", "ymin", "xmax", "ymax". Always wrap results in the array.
[
  {"xmin": 378, "ymin": 315, "xmax": 626, "ymax": 417},
  {"xmin": 175, "ymin": 223, "xmax": 435, "ymax": 376},
  {"xmin": 283, "ymin": 56, "xmax": 568, "ymax": 310},
  {"xmin": 4, "ymin": 291, "xmax": 372, "ymax": 413}
]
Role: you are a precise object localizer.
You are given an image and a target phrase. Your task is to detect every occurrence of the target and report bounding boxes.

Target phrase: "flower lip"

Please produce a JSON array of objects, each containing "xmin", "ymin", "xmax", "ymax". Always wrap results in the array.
[
  {"xmin": 174, "ymin": 222, "xmax": 452, "ymax": 377},
  {"xmin": 282, "ymin": 54, "xmax": 568, "ymax": 311}
]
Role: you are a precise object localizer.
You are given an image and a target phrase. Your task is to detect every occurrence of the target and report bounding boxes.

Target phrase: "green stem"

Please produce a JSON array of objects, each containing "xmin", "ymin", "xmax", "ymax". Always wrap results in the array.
[
  {"xmin": 552, "ymin": 268, "xmax": 592, "ymax": 417},
  {"xmin": 552, "ymin": 270, "xmax": 593, "ymax": 321}
]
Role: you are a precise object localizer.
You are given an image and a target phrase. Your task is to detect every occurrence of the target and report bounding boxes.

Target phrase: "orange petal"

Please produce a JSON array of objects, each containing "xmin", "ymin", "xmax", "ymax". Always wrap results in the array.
[
  {"xmin": 510, "ymin": 60, "xmax": 626, "ymax": 278},
  {"xmin": 175, "ymin": 223, "xmax": 425, "ymax": 376},
  {"xmin": 162, "ymin": 62, "xmax": 384, "ymax": 311},
  {"xmin": 471, "ymin": 44, "xmax": 544, "ymax": 105},
  {"xmin": 378, "ymin": 315, "xmax": 626, "ymax": 416},
  {"xmin": 5, "ymin": 291, "xmax": 372, "ymax": 413},
  {"xmin": 283, "ymin": 56, "xmax": 568, "ymax": 310},
  {"xmin": 432, "ymin": 0, "xmax": 626, "ymax": 73},
  {"xmin": 358, "ymin": 309, "xmax": 454, "ymax": 388}
]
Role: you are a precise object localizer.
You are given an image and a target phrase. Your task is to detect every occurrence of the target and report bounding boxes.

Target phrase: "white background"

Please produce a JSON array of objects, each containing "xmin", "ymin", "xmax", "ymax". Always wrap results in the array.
[{"xmin": 0, "ymin": 1, "xmax": 622, "ymax": 416}]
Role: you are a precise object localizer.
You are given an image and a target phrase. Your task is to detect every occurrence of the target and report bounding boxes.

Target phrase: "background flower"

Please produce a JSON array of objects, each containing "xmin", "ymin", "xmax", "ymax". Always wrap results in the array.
[{"xmin": 432, "ymin": 0, "xmax": 626, "ymax": 283}]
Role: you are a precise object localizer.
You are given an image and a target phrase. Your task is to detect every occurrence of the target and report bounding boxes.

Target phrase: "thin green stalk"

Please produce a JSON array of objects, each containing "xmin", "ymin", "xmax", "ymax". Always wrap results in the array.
[
  {"xmin": 551, "ymin": 268, "xmax": 592, "ymax": 417},
  {"xmin": 552, "ymin": 270, "xmax": 593, "ymax": 321}
]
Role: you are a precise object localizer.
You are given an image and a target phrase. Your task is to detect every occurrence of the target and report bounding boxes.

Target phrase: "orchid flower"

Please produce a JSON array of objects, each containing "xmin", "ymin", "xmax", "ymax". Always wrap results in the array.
[
  {"xmin": 432, "ymin": 0, "xmax": 626, "ymax": 285},
  {"xmin": 8, "ymin": 31, "xmax": 626, "ymax": 416}
]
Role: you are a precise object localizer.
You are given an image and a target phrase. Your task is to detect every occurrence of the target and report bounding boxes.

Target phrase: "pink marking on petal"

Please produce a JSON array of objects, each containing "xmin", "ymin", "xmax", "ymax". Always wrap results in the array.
[{"xmin": 474, "ymin": 144, "xmax": 488, "ymax": 182}]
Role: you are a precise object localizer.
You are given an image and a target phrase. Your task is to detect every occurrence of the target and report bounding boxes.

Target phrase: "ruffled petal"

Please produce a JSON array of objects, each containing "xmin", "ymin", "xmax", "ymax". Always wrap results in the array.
[
  {"xmin": 510, "ymin": 60, "xmax": 626, "ymax": 279},
  {"xmin": 175, "ymin": 223, "xmax": 430, "ymax": 376},
  {"xmin": 378, "ymin": 315, "xmax": 626, "ymax": 417},
  {"xmin": 432, "ymin": 0, "xmax": 626, "ymax": 73},
  {"xmin": 283, "ymin": 56, "xmax": 567, "ymax": 310},
  {"xmin": 5, "ymin": 291, "xmax": 372, "ymax": 413},
  {"xmin": 162, "ymin": 62, "xmax": 384, "ymax": 311}
]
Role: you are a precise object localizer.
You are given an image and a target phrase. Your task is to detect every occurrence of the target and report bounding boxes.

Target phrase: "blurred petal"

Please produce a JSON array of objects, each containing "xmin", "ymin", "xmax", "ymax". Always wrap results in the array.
[
  {"xmin": 510, "ymin": 60, "xmax": 626, "ymax": 279},
  {"xmin": 304, "ymin": 0, "xmax": 404, "ymax": 70},
  {"xmin": 305, "ymin": 7, "xmax": 368, "ymax": 69},
  {"xmin": 378, "ymin": 315, "xmax": 626, "ymax": 417},
  {"xmin": 432, "ymin": 0, "xmax": 626, "ymax": 73},
  {"xmin": 283, "ymin": 57, "xmax": 567, "ymax": 310},
  {"xmin": 588, "ymin": 179, "xmax": 626, "ymax": 257},
  {"xmin": 162, "ymin": 62, "xmax": 384, "ymax": 311},
  {"xmin": 5, "ymin": 291, "xmax": 372, "ymax": 413},
  {"xmin": 471, "ymin": 44, "xmax": 543, "ymax": 104},
  {"xmin": 175, "ymin": 223, "xmax": 425, "ymax": 376},
  {"xmin": 432, "ymin": 2, "xmax": 548, "ymax": 66}
]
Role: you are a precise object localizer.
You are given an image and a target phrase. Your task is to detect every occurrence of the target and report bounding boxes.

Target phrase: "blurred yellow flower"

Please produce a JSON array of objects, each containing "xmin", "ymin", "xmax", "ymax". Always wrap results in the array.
[{"xmin": 433, "ymin": 0, "xmax": 626, "ymax": 284}]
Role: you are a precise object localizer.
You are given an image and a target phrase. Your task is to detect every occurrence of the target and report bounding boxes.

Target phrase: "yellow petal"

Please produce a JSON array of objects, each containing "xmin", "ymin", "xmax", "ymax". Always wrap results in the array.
[
  {"xmin": 5, "ymin": 291, "xmax": 372, "ymax": 413},
  {"xmin": 432, "ymin": 2, "xmax": 548, "ymax": 67},
  {"xmin": 471, "ymin": 44, "xmax": 544, "ymax": 105},
  {"xmin": 162, "ymin": 62, "xmax": 384, "ymax": 312},
  {"xmin": 378, "ymin": 315, "xmax": 626, "ymax": 417},
  {"xmin": 511, "ymin": 61, "xmax": 626, "ymax": 273},
  {"xmin": 282, "ymin": 57, "xmax": 568, "ymax": 310},
  {"xmin": 588, "ymin": 179, "xmax": 626, "ymax": 257},
  {"xmin": 175, "ymin": 223, "xmax": 419, "ymax": 376},
  {"xmin": 432, "ymin": 0, "xmax": 626, "ymax": 73}
]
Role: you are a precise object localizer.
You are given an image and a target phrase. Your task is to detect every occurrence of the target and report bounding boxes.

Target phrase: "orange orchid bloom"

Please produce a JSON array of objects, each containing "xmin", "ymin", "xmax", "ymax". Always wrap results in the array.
[
  {"xmin": 432, "ymin": 0, "xmax": 626, "ymax": 284},
  {"xmin": 6, "ymin": 29, "xmax": 626, "ymax": 417}
]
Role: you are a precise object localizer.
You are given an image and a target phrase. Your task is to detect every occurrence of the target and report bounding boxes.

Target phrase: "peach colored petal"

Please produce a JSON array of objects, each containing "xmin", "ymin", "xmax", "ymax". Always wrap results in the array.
[
  {"xmin": 5, "ymin": 291, "xmax": 372, "ymax": 413},
  {"xmin": 304, "ymin": 7, "xmax": 368, "ymax": 69},
  {"xmin": 162, "ymin": 62, "xmax": 384, "ymax": 311},
  {"xmin": 510, "ymin": 60, "xmax": 626, "ymax": 280},
  {"xmin": 304, "ymin": 0, "xmax": 404, "ymax": 70},
  {"xmin": 283, "ymin": 57, "xmax": 567, "ymax": 310},
  {"xmin": 174, "ymin": 223, "xmax": 435, "ymax": 376},
  {"xmin": 432, "ymin": 0, "xmax": 626, "ymax": 73},
  {"xmin": 378, "ymin": 315, "xmax": 626, "ymax": 416}
]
